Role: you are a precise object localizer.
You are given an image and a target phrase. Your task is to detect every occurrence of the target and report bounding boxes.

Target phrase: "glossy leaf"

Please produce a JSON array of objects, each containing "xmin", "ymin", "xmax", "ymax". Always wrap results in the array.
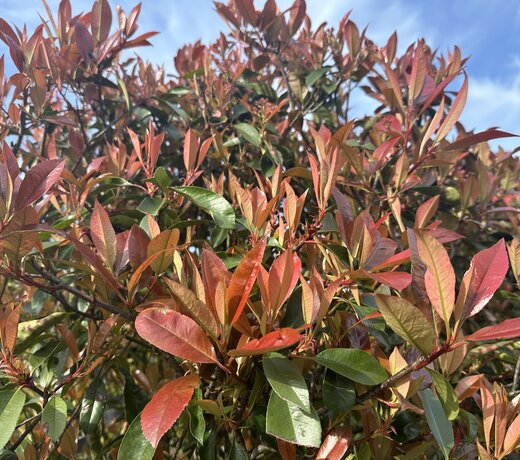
[
  {"xmin": 174, "ymin": 186, "xmax": 235, "ymax": 229},
  {"xmin": 316, "ymin": 427, "xmax": 352, "ymax": 460},
  {"xmin": 0, "ymin": 388, "xmax": 26, "ymax": 449},
  {"xmin": 147, "ymin": 229, "xmax": 180, "ymax": 274},
  {"xmin": 228, "ymin": 328, "xmax": 303, "ymax": 357},
  {"xmin": 376, "ymin": 294, "xmax": 435, "ymax": 355},
  {"xmin": 235, "ymin": 122, "xmax": 261, "ymax": 147},
  {"xmin": 226, "ymin": 238, "xmax": 266, "ymax": 325},
  {"xmin": 266, "ymin": 392, "xmax": 321, "ymax": 448},
  {"xmin": 41, "ymin": 396, "xmax": 68, "ymax": 441},
  {"xmin": 15, "ymin": 159, "xmax": 64, "ymax": 210},
  {"xmin": 455, "ymin": 239, "xmax": 509, "ymax": 322},
  {"xmin": 135, "ymin": 308, "xmax": 219, "ymax": 365},
  {"xmin": 263, "ymin": 353, "xmax": 310, "ymax": 412},
  {"xmin": 91, "ymin": 201, "xmax": 117, "ymax": 268},
  {"xmin": 164, "ymin": 279, "xmax": 220, "ymax": 338},
  {"xmin": 314, "ymin": 349, "xmax": 387, "ymax": 385},
  {"xmin": 141, "ymin": 375, "xmax": 199, "ymax": 448},
  {"xmin": 427, "ymin": 369, "xmax": 459, "ymax": 420},
  {"xmin": 118, "ymin": 414, "xmax": 155, "ymax": 460},
  {"xmin": 414, "ymin": 229, "xmax": 455, "ymax": 327},
  {"xmin": 419, "ymin": 389, "xmax": 454, "ymax": 460},
  {"xmin": 465, "ymin": 317, "xmax": 520, "ymax": 342}
]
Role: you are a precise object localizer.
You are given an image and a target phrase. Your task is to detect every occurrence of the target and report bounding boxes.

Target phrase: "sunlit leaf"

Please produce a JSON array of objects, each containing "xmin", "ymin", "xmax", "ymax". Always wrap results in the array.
[
  {"xmin": 266, "ymin": 392, "xmax": 321, "ymax": 448},
  {"xmin": 135, "ymin": 308, "xmax": 220, "ymax": 365},
  {"xmin": 376, "ymin": 294, "xmax": 435, "ymax": 355},
  {"xmin": 314, "ymin": 349, "xmax": 387, "ymax": 385},
  {"xmin": 141, "ymin": 375, "xmax": 199, "ymax": 448},
  {"xmin": 263, "ymin": 353, "xmax": 310, "ymax": 412},
  {"xmin": 174, "ymin": 186, "xmax": 235, "ymax": 229}
]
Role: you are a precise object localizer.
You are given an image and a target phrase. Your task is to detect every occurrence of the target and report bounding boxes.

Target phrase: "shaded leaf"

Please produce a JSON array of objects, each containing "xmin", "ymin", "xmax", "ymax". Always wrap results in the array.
[{"xmin": 322, "ymin": 370, "xmax": 356, "ymax": 414}]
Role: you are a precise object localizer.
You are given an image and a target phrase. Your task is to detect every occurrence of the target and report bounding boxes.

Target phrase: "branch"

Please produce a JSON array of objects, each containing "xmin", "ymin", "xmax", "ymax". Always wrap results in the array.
[
  {"xmin": 356, "ymin": 345, "xmax": 449, "ymax": 404},
  {"xmin": 31, "ymin": 260, "xmax": 134, "ymax": 321}
]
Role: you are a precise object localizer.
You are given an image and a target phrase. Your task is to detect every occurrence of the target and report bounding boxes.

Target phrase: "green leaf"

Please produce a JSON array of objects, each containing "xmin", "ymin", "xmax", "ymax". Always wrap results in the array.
[
  {"xmin": 376, "ymin": 294, "xmax": 435, "ymax": 355},
  {"xmin": 80, "ymin": 377, "xmax": 105, "ymax": 435},
  {"xmin": 117, "ymin": 414, "xmax": 155, "ymax": 460},
  {"xmin": 227, "ymin": 437, "xmax": 248, "ymax": 460},
  {"xmin": 305, "ymin": 67, "xmax": 329, "ymax": 87},
  {"xmin": 266, "ymin": 392, "xmax": 321, "ymax": 448},
  {"xmin": 314, "ymin": 349, "xmax": 387, "ymax": 385},
  {"xmin": 322, "ymin": 370, "xmax": 356, "ymax": 414},
  {"xmin": 41, "ymin": 396, "xmax": 67, "ymax": 441},
  {"xmin": 263, "ymin": 353, "xmax": 310, "ymax": 412},
  {"xmin": 187, "ymin": 389, "xmax": 205, "ymax": 445},
  {"xmin": 173, "ymin": 186, "xmax": 235, "ymax": 229},
  {"xmin": 235, "ymin": 123, "xmax": 261, "ymax": 147},
  {"xmin": 0, "ymin": 449, "xmax": 17, "ymax": 460},
  {"xmin": 426, "ymin": 369, "xmax": 459, "ymax": 420},
  {"xmin": 419, "ymin": 389, "xmax": 454, "ymax": 460},
  {"xmin": 0, "ymin": 388, "xmax": 26, "ymax": 449},
  {"xmin": 137, "ymin": 197, "xmax": 164, "ymax": 216},
  {"xmin": 117, "ymin": 76, "xmax": 131, "ymax": 111},
  {"xmin": 174, "ymin": 186, "xmax": 235, "ymax": 229}
]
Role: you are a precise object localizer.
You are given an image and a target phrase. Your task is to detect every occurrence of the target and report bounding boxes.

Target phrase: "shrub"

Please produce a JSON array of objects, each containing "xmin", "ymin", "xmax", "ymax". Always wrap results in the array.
[{"xmin": 0, "ymin": 0, "xmax": 519, "ymax": 458}]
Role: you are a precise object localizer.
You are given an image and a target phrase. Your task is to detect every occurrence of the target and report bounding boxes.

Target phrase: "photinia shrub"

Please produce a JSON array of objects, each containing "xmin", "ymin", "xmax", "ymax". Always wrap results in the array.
[{"xmin": 0, "ymin": 0, "xmax": 519, "ymax": 458}]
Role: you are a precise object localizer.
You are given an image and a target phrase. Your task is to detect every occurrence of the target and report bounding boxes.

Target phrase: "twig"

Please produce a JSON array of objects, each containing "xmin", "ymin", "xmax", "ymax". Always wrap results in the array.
[{"xmin": 31, "ymin": 260, "xmax": 134, "ymax": 321}]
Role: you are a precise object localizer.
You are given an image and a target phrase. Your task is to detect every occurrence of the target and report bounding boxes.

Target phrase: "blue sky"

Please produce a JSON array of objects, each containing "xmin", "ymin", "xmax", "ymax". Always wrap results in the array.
[{"xmin": 1, "ymin": 0, "xmax": 519, "ymax": 149}]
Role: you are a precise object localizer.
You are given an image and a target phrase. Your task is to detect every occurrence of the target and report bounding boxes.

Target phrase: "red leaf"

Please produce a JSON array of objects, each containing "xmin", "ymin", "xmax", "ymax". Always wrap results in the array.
[
  {"xmin": 414, "ymin": 229, "xmax": 456, "ymax": 327},
  {"xmin": 183, "ymin": 128, "xmax": 199, "ymax": 171},
  {"xmin": 317, "ymin": 427, "xmax": 352, "ymax": 460},
  {"xmin": 441, "ymin": 129, "xmax": 517, "ymax": 152},
  {"xmin": 288, "ymin": 0, "xmax": 306, "ymax": 36},
  {"xmin": 268, "ymin": 251, "xmax": 301, "ymax": 314},
  {"xmin": 415, "ymin": 195, "xmax": 439, "ymax": 228},
  {"xmin": 74, "ymin": 22, "xmax": 94, "ymax": 63},
  {"xmin": 91, "ymin": 201, "xmax": 116, "ymax": 269},
  {"xmin": 15, "ymin": 159, "xmax": 64, "ymax": 210},
  {"xmin": 228, "ymin": 328, "xmax": 303, "ymax": 357},
  {"xmin": 466, "ymin": 317, "xmax": 520, "ymax": 342},
  {"xmin": 235, "ymin": 0, "xmax": 257, "ymax": 26},
  {"xmin": 455, "ymin": 239, "xmax": 509, "ymax": 321},
  {"xmin": 135, "ymin": 308, "xmax": 220, "ymax": 365},
  {"xmin": 277, "ymin": 439, "xmax": 296, "ymax": 460},
  {"xmin": 435, "ymin": 74, "xmax": 468, "ymax": 142},
  {"xmin": 141, "ymin": 375, "xmax": 199, "ymax": 448},
  {"xmin": 366, "ymin": 271, "xmax": 412, "ymax": 291},
  {"xmin": 226, "ymin": 238, "xmax": 266, "ymax": 325},
  {"xmin": 91, "ymin": 0, "xmax": 112, "ymax": 44}
]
